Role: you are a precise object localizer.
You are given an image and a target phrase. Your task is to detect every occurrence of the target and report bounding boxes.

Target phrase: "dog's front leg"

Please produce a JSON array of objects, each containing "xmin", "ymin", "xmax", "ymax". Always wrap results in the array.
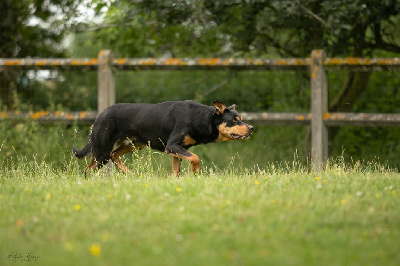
[
  {"xmin": 171, "ymin": 156, "xmax": 181, "ymax": 176},
  {"xmin": 165, "ymin": 144, "xmax": 200, "ymax": 174}
]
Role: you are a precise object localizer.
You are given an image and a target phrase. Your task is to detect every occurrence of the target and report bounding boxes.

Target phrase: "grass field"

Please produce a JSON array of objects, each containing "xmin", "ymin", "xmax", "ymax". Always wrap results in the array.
[{"xmin": 1, "ymin": 158, "xmax": 400, "ymax": 266}]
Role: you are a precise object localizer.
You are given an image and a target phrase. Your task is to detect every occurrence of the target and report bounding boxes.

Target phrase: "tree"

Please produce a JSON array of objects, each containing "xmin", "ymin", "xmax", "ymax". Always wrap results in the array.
[{"xmin": 0, "ymin": 0, "xmax": 85, "ymax": 108}]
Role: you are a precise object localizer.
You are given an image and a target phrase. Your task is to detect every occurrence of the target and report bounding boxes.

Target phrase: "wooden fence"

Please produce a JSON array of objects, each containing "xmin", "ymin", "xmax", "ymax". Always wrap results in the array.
[{"xmin": 1, "ymin": 49, "xmax": 400, "ymax": 169}]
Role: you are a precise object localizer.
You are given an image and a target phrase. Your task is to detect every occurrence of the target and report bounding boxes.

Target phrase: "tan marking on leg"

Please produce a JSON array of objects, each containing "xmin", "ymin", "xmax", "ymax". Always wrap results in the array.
[
  {"xmin": 187, "ymin": 153, "xmax": 201, "ymax": 173},
  {"xmin": 110, "ymin": 141, "xmax": 146, "ymax": 173},
  {"xmin": 85, "ymin": 157, "xmax": 97, "ymax": 171},
  {"xmin": 111, "ymin": 155, "xmax": 129, "ymax": 173},
  {"xmin": 111, "ymin": 146, "xmax": 133, "ymax": 173},
  {"xmin": 169, "ymin": 152, "xmax": 200, "ymax": 174},
  {"xmin": 171, "ymin": 156, "xmax": 181, "ymax": 176},
  {"xmin": 111, "ymin": 146, "xmax": 134, "ymax": 173}
]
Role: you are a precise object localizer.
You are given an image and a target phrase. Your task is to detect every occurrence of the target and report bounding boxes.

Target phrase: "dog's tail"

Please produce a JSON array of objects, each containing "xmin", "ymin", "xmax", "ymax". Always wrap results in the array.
[{"xmin": 73, "ymin": 143, "xmax": 91, "ymax": 159}]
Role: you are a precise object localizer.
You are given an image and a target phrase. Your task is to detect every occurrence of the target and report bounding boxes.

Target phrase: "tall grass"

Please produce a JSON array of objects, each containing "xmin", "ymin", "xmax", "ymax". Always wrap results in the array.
[
  {"xmin": 1, "ymin": 153, "xmax": 400, "ymax": 265},
  {"xmin": 2, "ymin": 120, "xmax": 400, "ymax": 171}
]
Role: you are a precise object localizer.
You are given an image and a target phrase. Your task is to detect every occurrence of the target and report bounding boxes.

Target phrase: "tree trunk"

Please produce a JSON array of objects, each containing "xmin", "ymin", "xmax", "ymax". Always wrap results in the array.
[
  {"xmin": 330, "ymin": 72, "xmax": 371, "ymax": 112},
  {"xmin": 0, "ymin": 0, "xmax": 17, "ymax": 109},
  {"xmin": 0, "ymin": 73, "xmax": 17, "ymax": 109}
]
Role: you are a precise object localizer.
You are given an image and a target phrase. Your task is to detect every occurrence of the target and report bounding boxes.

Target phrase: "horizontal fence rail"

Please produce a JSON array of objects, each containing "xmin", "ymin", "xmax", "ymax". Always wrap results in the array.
[
  {"xmin": 0, "ymin": 111, "xmax": 98, "ymax": 124},
  {"xmin": 1, "ymin": 49, "xmax": 399, "ymax": 169},
  {"xmin": 242, "ymin": 112, "xmax": 400, "ymax": 127},
  {"xmin": 2, "ymin": 111, "xmax": 400, "ymax": 127},
  {"xmin": 1, "ymin": 57, "xmax": 400, "ymax": 71}
]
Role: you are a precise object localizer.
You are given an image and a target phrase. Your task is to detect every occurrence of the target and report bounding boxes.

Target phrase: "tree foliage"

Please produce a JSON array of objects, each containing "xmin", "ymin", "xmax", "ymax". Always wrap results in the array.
[
  {"xmin": 0, "ymin": 0, "xmax": 85, "ymax": 108},
  {"xmin": 0, "ymin": 0, "xmax": 86, "ymax": 58},
  {"xmin": 87, "ymin": 0, "xmax": 400, "ymax": 58}
]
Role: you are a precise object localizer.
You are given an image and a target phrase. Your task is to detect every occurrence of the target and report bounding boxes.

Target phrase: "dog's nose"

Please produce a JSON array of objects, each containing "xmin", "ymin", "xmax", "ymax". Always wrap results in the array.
[{"xmin": 248, "ymin": 125, "xmax": 254, "ymax": 133}]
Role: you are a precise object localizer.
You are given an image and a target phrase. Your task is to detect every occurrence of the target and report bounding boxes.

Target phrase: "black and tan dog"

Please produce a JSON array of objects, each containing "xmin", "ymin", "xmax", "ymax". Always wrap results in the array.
[{"xmin": 73, "ymin": 100, "xmax": 253, "ymax": 175}]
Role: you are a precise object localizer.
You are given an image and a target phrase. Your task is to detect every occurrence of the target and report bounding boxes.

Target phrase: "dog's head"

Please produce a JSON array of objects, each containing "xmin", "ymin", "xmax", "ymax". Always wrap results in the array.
[{"xmin": 212, "ymin": 101, "xmax": 253, "ymax": 141}]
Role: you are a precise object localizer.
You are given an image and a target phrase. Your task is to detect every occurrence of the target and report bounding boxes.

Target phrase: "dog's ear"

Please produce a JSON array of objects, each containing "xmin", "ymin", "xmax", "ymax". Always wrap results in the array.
[
  {"xmin": 228, "ymin": 104, "xmax": 238, "ymax": 110},
  {"xmin": 213, "ymin": 101, "xmax": 226, "ymax": 115}
]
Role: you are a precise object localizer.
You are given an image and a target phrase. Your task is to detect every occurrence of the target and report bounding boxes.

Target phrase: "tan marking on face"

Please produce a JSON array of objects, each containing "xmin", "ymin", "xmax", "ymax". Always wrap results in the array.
[
  {"xmin": 183, "ymin": 134, "xmax": 196, "ymax": 146},
  {"xmin": 216, "ymin": 122, "xmax": 250, "ymax": 141}
]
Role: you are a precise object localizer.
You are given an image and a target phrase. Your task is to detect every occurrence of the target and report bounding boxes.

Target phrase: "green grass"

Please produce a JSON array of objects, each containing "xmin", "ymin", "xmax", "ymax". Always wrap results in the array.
[{"xmin": 1, "ymin": 158, "xmax": 400, "ymax": 266}]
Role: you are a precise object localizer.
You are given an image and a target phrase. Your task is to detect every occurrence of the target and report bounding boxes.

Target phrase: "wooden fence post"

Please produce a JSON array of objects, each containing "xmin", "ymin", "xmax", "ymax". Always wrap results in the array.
[
  {"xmin": 311, "ymin": 50, "xmax": 328, "ymax": 170},
  {"xmin": 98, "ymin": 50, "xmax": 115, "ymax": 113},
  {"xmin": 98, "ymin": 50, "xmax": 116, "ymax": 171}
]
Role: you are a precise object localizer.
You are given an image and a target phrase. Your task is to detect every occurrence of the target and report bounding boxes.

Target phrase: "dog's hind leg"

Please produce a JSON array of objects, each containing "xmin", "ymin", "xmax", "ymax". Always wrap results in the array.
[
  {"xmin": 85, "ymin": 156, "xmax": 108, "ymax": 171},
  {"xmin": 85, "ymin": 157, "xmax": 97, "ymax": 170},
  {"xmin": 111, "ymin": 141, "xmax": 145, "ymax": 173},
  {"xmin": 83, "ymin": 157, "xmax": 98, "ymax": 178},
  {"xmin": 110, "ymin": 146, "xmax": 132, "ymax": 173}
]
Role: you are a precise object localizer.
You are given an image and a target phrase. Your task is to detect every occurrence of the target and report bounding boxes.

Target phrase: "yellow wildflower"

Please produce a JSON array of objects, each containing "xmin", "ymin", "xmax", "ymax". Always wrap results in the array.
[
  {"xmin": 176, "ymin": 186, "xmax": 181, "ymax": 192},
  {"xmin": 89, "ymin": 243, "xmax": 101, "ymax": 256},
  {"xmin": 315, "ymin": 177, "xmax": 320, "ymax": 181},
  {"xmin": 75, "ymin": 205, "xmax": 81, "ymax": 211},
  {"xmin": 255, "ymin": 180, "xmax": 260, "ymax": 185}
]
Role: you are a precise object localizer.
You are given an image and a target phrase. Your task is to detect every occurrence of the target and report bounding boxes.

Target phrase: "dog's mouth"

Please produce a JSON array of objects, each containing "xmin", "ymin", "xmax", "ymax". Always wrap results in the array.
[
  {"xmin": 230, "ymin": 125, "xmax": 253, "ymax": 140},
  {"xmin": 217, "ymin": 123, "xmax": 253, "ymax": 142},
  {"xmin": 230, "ymin": 133, "xmax": 251, "ymax": 140}
]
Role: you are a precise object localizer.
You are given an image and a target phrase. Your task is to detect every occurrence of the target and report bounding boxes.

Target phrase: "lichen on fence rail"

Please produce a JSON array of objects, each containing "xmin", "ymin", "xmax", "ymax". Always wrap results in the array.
[
  {"xmin": 1, "ymin": 57, "xmax": 399, "ymax": 71},
  {"xmin": 0, "ymin": 111, "xmax": 97, "ymax": 124},
  {"xmin": 2, "ymin": 111, "xmax": 400, "ymax": 127}
]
